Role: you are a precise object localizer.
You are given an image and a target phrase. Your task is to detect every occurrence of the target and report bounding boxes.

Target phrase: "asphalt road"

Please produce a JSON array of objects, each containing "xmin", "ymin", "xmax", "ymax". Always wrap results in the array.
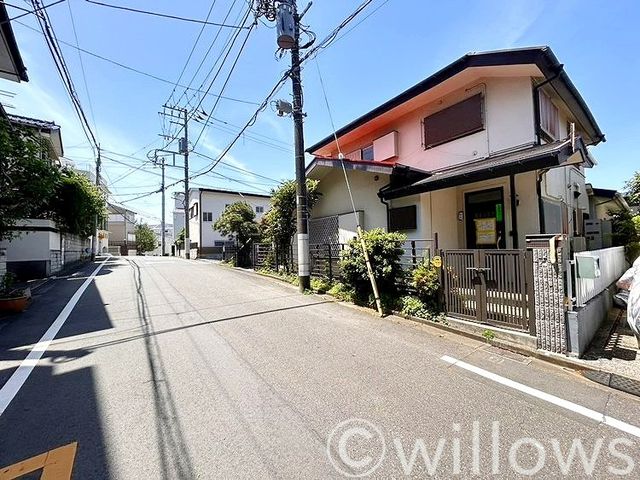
[{"xmin": 1, "ymin": 256, "xmax": 640, "ymax": 478}]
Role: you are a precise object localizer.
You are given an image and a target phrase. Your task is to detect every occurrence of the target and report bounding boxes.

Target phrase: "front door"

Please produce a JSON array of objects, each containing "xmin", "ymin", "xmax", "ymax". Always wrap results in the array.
[{"xmin": 465, "ymin": 188, "xmax": 506, "ymax": 249}]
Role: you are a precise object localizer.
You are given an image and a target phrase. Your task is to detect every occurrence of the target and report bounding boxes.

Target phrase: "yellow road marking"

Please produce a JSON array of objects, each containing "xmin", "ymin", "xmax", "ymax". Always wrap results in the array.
[{"xmin": 0, "ymin": 442, "xmax": 77, "ymax": 480}]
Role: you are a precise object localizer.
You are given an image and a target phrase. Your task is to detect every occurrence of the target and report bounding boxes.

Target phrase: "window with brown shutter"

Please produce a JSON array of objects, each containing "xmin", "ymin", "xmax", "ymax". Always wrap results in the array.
[{"xmin": 423, "ymin": 94, "xmax": 484, "ymax": 149}]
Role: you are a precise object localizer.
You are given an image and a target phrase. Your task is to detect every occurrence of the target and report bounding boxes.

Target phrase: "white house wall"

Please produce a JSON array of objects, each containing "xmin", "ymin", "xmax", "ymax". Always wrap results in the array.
[
  {"xmin": 190, "ymin": 190, "xmax": 271, "ymax": 248},
  {"xmin": 312, "ymin": 169, "xmax": 388, "ymax": 232}
]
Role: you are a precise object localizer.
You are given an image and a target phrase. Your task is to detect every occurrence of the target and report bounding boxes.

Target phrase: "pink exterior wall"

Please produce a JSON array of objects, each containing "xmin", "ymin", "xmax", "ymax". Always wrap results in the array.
[{"xmin": 325, "ymin": 77, "xmax": 536, "ymax": 173}]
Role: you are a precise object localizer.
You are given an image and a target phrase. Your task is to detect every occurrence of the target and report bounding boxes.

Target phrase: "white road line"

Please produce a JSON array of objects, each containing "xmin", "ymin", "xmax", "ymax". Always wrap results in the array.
[
  {"xmin": 441, "ymin": 355, "xmax": 640, "ymax": 439},
  {"xmin": 0, "ymin": 260, "xmax": 107, "ymax": 417}
]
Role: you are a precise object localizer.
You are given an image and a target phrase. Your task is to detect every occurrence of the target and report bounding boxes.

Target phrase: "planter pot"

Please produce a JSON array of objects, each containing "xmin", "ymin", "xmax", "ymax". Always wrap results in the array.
[{"xmin": 0, "ymin": 288, "xmax": 31, "ymax": 314}]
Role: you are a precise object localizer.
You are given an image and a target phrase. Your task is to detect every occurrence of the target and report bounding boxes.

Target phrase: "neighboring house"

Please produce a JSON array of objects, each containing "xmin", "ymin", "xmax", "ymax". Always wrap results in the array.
[
  {"xmin": 0, "ymin": 117, "xmax": 92, "ymax": 278},
  {"xmin": 583, "ymin": 184, "xmax": 631, "ymax": 250},
  {"xmin": 7, "ymin": 114, "xmax": 63, "ymax": 163},
  {"xmin": 586, "ymin": 184, "xmax": 631, "ymax": 221},
  {"xmin": 187, "ymin": 188, "xmax": 271, "ymax": 258},
  {"xmin": 107, "ymin": 203, "xmax": 136, "ymax": 255},
  {"xmin": 306, "ymin": 46, "xmax": 603, "ymax": 251},
  {"xmin": 149, "ymin": 223, "xmax": 173, "ymax": 256}
]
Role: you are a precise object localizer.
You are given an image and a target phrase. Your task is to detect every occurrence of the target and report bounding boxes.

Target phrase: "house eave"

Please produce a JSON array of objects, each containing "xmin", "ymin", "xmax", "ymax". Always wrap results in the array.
[
  {"xmin": 307, "ymin": 46, "xmax": 604, "ymax": 154},
  {"xmin": 0, "ymin": 4, "xmax": 28, "ymax": 82}
]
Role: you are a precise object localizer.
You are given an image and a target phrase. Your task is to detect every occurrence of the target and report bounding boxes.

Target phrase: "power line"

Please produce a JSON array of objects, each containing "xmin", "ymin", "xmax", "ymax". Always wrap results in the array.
[
  {"xmin": 166, "ymin": 0, "xmax": 218, "ymax": 106},
  {"xmin": 83, "ymin": 0, "xmax": 250, "ymax": 28},
  {"xmin": 14, "ymin": 20, "xmax": 261, "ymax": 106},
  {"xmin": 1, "ymin": 0, "xmax": 65, "ymax": 25},
  {"xmin": 31, "ymin": 0, "xmax": 98, "ymax": 150},
  {"xmin": 66, "ymin": 0, "xmax": 99, "ymax": 141},
  {"xmin": 181, "ymin": 0, "xmax": 378, "ymax": 185}
]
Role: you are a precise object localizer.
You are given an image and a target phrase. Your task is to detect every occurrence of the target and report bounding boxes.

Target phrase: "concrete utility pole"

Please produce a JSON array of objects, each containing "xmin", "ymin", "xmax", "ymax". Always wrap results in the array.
[
  {"xmin": 92, "ymin": 145, "xmax": 101, "ymax": 260},
  {"xmin": 182, "ymin": 107, "xmax": 190, "ymax": 260},
  {"xmin": 276, "ymin": 0, "xmax": 310, "ymax": 291},
  {"xmin": 155, "ymin": 152, "xmax": 166, "ymax": 256}
]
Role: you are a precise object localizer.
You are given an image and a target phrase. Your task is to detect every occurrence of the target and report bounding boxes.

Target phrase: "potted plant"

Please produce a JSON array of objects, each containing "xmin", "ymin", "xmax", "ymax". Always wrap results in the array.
[{"xmin": 0, "ymin": 272, "xmax": 31, "ymax": 313}]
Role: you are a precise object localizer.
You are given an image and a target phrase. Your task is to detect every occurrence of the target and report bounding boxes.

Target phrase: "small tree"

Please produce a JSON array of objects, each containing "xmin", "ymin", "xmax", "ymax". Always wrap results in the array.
[
  {"xmin": 261, "ymin": 179, "xmax": 320, "ymax": 261},
  {"xmin": 135, "ymin": 223, "xmax": 157, "ymax": 254},
  {"xmin": 0, "ymin": 119, "xmax": 61, "ymax": 240},
  {"xmin": 174, "ymin": 227, "xmax": 185, "ymax": 250},
  {"xmin": 214, "ymin": 202, "xmax": 259, "ymax": 244},
  {"xmin": 52, "ymin": 170, "xmax": 107, "ymax": 238},
  {"xmin": 624, "ymin": 170, "xmax": 640, "ymax": 206},
  {"xmin": 340, "ymin": 229, "xmax": 406, "ymax": 305}
]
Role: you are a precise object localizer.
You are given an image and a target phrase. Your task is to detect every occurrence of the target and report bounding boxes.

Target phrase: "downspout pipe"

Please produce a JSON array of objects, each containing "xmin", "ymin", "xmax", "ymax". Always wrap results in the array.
[{"xmin": 378, "ymin": 187, "xmax": 391, "ymax": 231}]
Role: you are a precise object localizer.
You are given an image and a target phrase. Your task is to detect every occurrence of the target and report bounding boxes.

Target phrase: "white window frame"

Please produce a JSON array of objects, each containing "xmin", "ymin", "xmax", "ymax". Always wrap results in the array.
[{"xmin": 256, "ymin": 206, "xmax": 264, "ymax": 213}]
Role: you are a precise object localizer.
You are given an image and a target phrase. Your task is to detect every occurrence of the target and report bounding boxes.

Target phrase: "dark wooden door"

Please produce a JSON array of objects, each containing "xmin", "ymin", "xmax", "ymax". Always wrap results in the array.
[{"xmin": 465, "ymin": 188, "xmax": 506, "ymax": 249}]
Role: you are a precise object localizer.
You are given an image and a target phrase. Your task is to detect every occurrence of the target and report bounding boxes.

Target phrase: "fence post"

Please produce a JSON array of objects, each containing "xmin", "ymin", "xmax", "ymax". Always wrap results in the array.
[
  {"xmin": 327, "ymin": 244, "xmax": 333, "ymax": 281},
  {"xmin": 411, "ymin": 240, "xmax": 417, "ymax": 265}
]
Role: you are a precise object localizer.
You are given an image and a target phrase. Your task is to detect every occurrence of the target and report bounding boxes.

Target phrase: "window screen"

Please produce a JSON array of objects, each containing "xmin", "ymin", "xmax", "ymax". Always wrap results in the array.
[
  {"xmin": 389, "ymin": 205, "xmax": 417, "ymax": 231},
  {"xmin": 423, "ymin": 94, "xmax": 484, "ymax": 148},
  {"xmin": 362, "ymin": 145, "xmax": 374, "ymax": 161}
]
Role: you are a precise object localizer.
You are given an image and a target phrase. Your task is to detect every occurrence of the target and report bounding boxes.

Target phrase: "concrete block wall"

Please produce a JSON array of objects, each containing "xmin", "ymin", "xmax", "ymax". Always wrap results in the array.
[
  {"xmin": 63, "ymin": 235, "xmax": 90, "ymax": 265},
  {"xmin": 50, "ymin": 250, "xmax": 63, "ymax": 274}
]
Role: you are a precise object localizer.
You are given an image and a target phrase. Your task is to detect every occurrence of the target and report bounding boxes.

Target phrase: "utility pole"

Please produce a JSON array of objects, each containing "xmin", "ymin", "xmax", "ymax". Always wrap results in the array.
[
  {"xmin": 92, "ymin": 145, "xmax": 101, "ymax": 260},
  {"xmin": 154, "ymin": 152, "xmax": 166, "ymax": 256},
  {"xmin": 181, "ymin": 107, "xmax": 190, "ymax": 260},
  {"xmin": 159, "ymin": 105, "xmax": 190, "ymax": 259},
  {"xmin": 274, "ymin": 0, "xmax": 310, "ymax": 291}
]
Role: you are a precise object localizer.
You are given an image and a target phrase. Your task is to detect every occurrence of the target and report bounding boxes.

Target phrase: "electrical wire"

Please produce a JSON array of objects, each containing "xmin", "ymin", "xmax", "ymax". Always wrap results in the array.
[
  {"xmin": 165, "ymin": 0, "xmax": 218, "ymax": 106},
  {"xmin": 66, "ymin": 0, "xmax": 99, "ymax": 141},
  {"xmin": 179, "ymin": 0, "xmax": 379, "ymax": 185},
  {"xmin": 31, "ymin": 0, "xmax": 98, "ymax": 151},
  {"xmin": 83, "ymin": 0, "xmax": 250, "ymax": 28},
  {"xmin": 14, "ymin": 20, "xmax": 261, "ymax": 106},
  {"xmin": 0, "ymin": 0, "xmax": 65, "ymax": 25}
]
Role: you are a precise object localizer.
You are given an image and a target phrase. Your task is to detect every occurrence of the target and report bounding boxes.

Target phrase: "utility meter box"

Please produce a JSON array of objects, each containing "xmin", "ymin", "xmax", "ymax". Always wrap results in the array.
[{"xmin": 576, "ymin": 254, "xmax": 601, "ymax": 279}]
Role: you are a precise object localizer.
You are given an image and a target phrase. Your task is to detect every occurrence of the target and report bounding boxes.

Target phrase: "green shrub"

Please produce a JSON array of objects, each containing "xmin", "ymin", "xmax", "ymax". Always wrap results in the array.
[
  {"xmin": 627, "ymin": 242, "xmax": 640, "ymax": 263},
  {"xmin": 411, "ymin": 260, "xmax": 441, "ymax": 309},
  {"xmin": 400, "ymin": 295, "xmax": 430, "ymax": 318},
  {"xmin": 339, "ymin": 229, "xmax": 406, "ymax": 302},
  {"xmin": 328, "ymin": 282, "xmax": 356, "ymax": 302},
  {"xmin": 310, "ymin": 278, "xmax": 333, "ymax": 294}
]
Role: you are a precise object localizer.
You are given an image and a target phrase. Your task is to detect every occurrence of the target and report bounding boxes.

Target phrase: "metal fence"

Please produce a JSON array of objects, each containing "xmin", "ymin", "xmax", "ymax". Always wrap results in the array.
[{"xmin": 572, "ymin": 246, "xmax": 626, "ymax": 307}]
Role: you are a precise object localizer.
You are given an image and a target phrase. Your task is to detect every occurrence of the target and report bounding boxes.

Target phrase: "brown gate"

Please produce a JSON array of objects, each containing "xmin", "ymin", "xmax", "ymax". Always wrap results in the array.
[{"xmin": 442, "ymin": 249, "xmax": 534, "ymax": 333}]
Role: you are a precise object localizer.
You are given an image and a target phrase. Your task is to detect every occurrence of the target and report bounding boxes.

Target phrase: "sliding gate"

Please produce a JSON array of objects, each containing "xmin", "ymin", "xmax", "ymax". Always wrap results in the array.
[{"xmin": 442, "ymin": 249, "xmax": 535, "ymax": 333}]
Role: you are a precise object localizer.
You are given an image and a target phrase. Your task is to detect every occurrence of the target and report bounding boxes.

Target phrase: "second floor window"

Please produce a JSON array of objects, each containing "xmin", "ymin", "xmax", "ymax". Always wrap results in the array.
[
  {"xmin": 539, "ymin": 91, "xmax": 559, "ymax": 140},
  {"xmin": 361, "ymin": 145, "xmax": 374, "ymax": 161},
  {"xmin": 202, "ymin": 212, "xmax": 213, "ymax": 222},
  {"xmin": 256, "ymin": 206, "xmax": 264, "ymax": 213},
  {"xmin": 423, "ymin": 93, "xmax": 484, "ymax": 149}
]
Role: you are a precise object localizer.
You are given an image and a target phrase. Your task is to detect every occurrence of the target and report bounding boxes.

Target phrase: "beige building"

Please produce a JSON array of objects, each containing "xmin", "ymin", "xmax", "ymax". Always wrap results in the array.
[{"xmin": 307, "ymin": 46, "xmax": 603, "ymax": 251}]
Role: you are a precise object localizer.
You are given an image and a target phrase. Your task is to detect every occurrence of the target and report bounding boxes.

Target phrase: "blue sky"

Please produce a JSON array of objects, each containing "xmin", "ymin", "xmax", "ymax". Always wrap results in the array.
[{"xmin": 4, "ymin": 0, "xmax": 640, "ymax": 224}]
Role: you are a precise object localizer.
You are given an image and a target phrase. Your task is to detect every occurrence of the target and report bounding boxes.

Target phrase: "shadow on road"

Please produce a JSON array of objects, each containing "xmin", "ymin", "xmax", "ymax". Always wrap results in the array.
[
  {"xmin": 0, "ymin": 365, "xmax": 111, "ymax": 479},
  {"xmin": 131, "ymin": 260, "xmax": 196, "ymax": 480}
]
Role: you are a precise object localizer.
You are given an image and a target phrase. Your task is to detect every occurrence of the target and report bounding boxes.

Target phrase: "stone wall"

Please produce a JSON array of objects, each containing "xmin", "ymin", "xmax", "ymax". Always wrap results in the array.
[
  {"xmin": 63, "ymin": 235, "xmax": 91, "ymax": 266},
  {"xmin": 527, "ymin": 234, "xmax": 568, "ymax": 354},
  {"xmin": 50, "ymin": 250, "xmax": 63, "ymax": 274}
]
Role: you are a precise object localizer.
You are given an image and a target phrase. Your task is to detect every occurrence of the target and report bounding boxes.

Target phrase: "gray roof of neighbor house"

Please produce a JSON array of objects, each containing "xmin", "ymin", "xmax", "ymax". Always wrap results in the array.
[
  {"xmin": 0, "ymin": 3, "xmax": 28, "ymax": 82},
  {"xmin": 380, "ymin": 138, "xmax": 593, "ymax": 200},
  {"xmin": 7, "ymin": 113, "xmax": 63, "ymax": 157},
  {"xmin": 308, "ymin": 46, "xmax": 605, "ymax": 153}
]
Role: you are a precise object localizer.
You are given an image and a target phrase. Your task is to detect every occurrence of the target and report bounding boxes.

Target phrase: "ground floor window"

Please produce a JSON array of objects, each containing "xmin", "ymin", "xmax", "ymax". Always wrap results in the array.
[{"xmin": 389, "ymin": 205, "xmax": 417, "ymax": 231}]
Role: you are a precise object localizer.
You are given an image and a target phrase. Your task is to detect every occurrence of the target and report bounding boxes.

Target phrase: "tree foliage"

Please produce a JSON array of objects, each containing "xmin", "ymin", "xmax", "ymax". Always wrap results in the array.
[
  {"xmin": 213, "ymin": 201, "xmax": 260, "ymax": 246},
  {"xmin": 261, "ymin": 179, "xmax": 320, "ymax": 251},
  {"xmin": 624, "ymin": 170, "xmax": 640, "ymax": 206},
  {"xmin": 174, "ymin": 227, "xmax": 185, "ymax": 249},
  {"xmin": 339, "ymin": 229, "xmax": 406, "ymax": 302},
  {"xmin": 135, "ymin": 223, "xmax": 157, "ymax": 254},
  {"xmin": 52, "ymin": 170, "xmax": 107, "ymax": 238},
  {"xmin": 0, "ymin": 119, "xmax": 60, "ymax": 240},
  {"xmin": 0, "ymin": 119, "xmax": 106, "ymax": 240}
]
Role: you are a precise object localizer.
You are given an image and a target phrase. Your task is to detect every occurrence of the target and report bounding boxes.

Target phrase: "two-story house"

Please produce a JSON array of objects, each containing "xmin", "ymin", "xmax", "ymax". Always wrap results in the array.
[
  {"xmin": 186, "ymin": 187, "xmax": 271, "ymax": 258},
  {"xmin": 306, "ymin": 46, "xmax": 604, "ymax": 252}
]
